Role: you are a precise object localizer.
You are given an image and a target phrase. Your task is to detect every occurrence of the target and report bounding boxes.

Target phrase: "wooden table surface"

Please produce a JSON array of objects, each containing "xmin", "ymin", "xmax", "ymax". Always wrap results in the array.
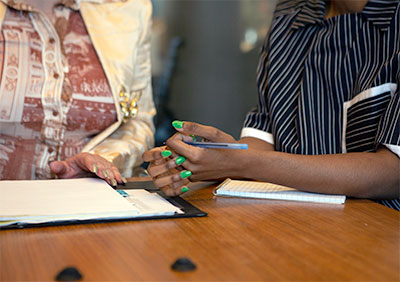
[{"xmin": 1, "ymin": 182, "xmax": 399, "ymax": 281}]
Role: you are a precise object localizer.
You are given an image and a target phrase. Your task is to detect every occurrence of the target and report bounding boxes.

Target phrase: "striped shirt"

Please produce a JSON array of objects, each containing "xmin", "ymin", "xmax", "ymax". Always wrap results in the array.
[{"xmin": 241, "ymin": 0, "xmax": 400, "ymax": 210}]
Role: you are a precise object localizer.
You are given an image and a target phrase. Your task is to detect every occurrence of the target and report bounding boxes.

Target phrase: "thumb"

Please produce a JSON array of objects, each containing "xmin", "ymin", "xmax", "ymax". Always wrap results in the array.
[
  {"xmin": 172, "ymin": 120, "xmax": 235, "ymax": 143},
  {"xmin": 49, "ymin": 161, "xmax": 68, "ymax": 176}
]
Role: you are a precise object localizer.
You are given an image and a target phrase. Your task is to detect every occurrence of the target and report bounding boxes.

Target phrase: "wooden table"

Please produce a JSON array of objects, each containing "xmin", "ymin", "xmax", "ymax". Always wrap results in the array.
[{"xmin": 1, "ymin": 182, "xmax": 399, "ymax": 281}]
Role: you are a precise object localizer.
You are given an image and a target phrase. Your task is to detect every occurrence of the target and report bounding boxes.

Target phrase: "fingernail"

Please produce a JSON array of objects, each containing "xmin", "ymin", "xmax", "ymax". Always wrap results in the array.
[
  {"xmin": 180, "ymin": 170, "xmax": 192, "ymax": 179},
  {"xmin": 190, "ymin": 135, "xmax": 197, "ymax": 141},
  {"xmin": 161, "ymin": 150, "xmax": 172, "ymax": 158},
  {"xmin": 103, "ymin": 170, "xmax": 110, "ymax": 178},
  {"xmin": 92, "ymin": 164, "xmax": 98, "ymax": 173},
  {"xmin": 181, "ymin": 186, "xmax": 189, "ymax": 193},
  {"xmin": 172, "ymin": 120, "xmax": 183, "ymax": 129},
  {"xmin": 111, "ymin": 179, "xmax": 117, "ymax": 186},
  {"xmin": 122, "ymin": 177, "xmax": 128, "ymax": 184},
  {"xmin": 175, "ymin": 156, "xmax": 186, "ymax": 165}
]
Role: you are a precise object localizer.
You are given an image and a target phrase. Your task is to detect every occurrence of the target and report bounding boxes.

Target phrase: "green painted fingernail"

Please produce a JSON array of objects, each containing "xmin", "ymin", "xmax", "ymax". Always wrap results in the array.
[
  {"xmin": 181, "ymin": 187, "xmax": 189, "ymax": 193},
  {"xmin": 161, "ymin": 150, "xmax": 172, "ymax": 157},
  {"xmin": 190, "ymin": 135, "xmax": 197, "ymax": 141},
  {"xmin": 111, "ymin": 179, "xmax": 117, "ymax": 186},
  {"xmin": 180, "ymin": 170, "xmax": 192, "ymax": 179},
  {"xmin": 122, "ymin": 177, "xmax": 128, "ymax": 184},
  {"xmin": 175, "ymin": 156, "xmax": 186, "ymax": 165},
  {"xmin": 172, "ymin": 120, "xmax": 183, "ymax": 129},
  {"xmin": 92, "ymin": 164, "xmax": 98, "ymax": 173}
]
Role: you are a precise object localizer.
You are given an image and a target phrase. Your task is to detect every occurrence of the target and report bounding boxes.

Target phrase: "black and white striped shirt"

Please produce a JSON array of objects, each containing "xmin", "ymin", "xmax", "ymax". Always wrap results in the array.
[{"xmin": 242, "ymin": 0, "xmax": 400, "ymax": 210}]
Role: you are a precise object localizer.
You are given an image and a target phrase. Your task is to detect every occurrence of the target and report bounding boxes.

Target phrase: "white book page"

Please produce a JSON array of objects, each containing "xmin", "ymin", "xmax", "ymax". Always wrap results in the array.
[{"xmin": 0, "ymin": 178, "xmax": 139, "ymax": 219}]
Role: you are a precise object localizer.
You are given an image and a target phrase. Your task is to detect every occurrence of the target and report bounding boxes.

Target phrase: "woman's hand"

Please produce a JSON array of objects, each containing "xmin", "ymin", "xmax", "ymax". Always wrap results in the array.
[
  {"xmin": 49, "ymin": 152, "xmax": 126, "ymax": 186},
  {"xmin": 143, "ymin": 121, "xmax": 246, "ymax": 195},
  {"xmin": 142, "ymin": 146, "xmax": 191, "ymax": 196}
]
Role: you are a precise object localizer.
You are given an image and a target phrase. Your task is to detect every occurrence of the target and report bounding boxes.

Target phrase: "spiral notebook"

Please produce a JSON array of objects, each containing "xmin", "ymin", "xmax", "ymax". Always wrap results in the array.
[{"xmin": 214, "ymin": 178, "xmax": 346, "ymax": 204}]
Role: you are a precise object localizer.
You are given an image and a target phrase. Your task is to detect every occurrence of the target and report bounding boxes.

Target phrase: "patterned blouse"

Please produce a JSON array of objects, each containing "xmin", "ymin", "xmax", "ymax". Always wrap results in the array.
[
  {"xmin": 241, "ymin": 0, "xmax": 400, "ymax": 210},
  {"xmin": 0, "ymin": 2, "xmax": 116, "ymax": 179}
]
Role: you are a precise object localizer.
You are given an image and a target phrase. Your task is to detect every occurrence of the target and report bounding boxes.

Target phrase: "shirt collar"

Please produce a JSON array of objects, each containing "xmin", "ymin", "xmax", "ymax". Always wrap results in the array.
[
  {"xmin": 362, "ymin": 0, "xmax": 399, "ymax": 30},
  {"xmin": 289, "ymin": 0, "xmax": 327, "ymax": 29},
  {"xmin": 290, "ymin": 0, "xmax": 399, "ymax": 31}
]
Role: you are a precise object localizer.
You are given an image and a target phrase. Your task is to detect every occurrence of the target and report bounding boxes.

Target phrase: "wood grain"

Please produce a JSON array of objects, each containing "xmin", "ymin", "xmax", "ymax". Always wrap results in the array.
[{"xmin": 0, "ymin": 183, "xmax": 399, "ymax": 281}]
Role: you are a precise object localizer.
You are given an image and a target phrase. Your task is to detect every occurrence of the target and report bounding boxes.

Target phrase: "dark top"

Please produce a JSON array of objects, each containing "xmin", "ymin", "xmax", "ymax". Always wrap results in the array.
[{"xmin": 242, "ymin": 0, "xmax": 400, "ymax": 210}]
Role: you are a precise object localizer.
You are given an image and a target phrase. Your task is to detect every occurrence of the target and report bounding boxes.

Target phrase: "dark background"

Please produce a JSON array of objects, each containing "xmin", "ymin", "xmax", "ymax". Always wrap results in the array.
[{"xmin": 151, "ymin": 0, "xmax": 277, "ymax": 141}]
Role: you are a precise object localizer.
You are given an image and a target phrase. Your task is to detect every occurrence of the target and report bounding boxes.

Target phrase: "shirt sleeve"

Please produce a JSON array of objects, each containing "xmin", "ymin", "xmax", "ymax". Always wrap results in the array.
[
  {"xmin": 240, "ymin": 1, "xmax": 303, "ymax": 145},
  {"xmin": 376, "ymin": 77, "xmax": 400, "ymax": 158},
  {"xmin": 88, "ymin": 0, "xmax": 156, "ymax": 177},
  {"xmin": 240, "ymin": 28, "xmax": 274, "ymax": 144}
]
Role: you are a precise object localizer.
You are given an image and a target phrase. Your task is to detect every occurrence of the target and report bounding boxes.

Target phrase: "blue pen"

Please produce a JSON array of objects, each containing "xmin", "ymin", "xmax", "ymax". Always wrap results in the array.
[{"xmin": 184, "ymin": 141, "xmax": 248, "ymax": 150}]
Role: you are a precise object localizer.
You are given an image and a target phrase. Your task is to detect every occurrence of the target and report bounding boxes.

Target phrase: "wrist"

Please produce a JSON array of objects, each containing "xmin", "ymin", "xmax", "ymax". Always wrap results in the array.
[
  {"xmin": 227, "ymin": 150, "xmax": 254, "ymax": 179},
  {"xmin": 235, "ymin": 149, "xmax": 276, "ymax": 180}
]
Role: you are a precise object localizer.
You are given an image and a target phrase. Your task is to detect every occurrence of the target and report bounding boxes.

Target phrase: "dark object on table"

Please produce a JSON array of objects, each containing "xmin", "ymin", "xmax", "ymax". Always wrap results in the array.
[
  {"xmin": 171, "ymin": 257, "xmax": 197, "ymax": 272},
  {"xmin": 55, "ymin": 266, "xmax": 83, "ymax": 281}
]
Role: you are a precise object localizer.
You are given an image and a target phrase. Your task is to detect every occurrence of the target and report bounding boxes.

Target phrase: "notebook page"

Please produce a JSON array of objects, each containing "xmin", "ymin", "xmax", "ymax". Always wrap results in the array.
[
  {"xmin": 119, "ymin": 189, "xmax": 183, "ymax": 216},
  {"xmin": 0, "ymin": 178, "xmax": 139, "ymax": 219},
  {"xmin": 215, "ymin": 179, "xmax": 346, "ymax": 204}
]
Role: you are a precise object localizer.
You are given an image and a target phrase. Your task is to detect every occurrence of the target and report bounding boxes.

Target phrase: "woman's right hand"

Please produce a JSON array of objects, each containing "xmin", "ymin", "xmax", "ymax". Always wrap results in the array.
[
  {"xmin": 49, "ymin": 152, "xmax": 126, "ymax": 186},
  {"xmin": 143, "ymin": 121, "xmax": 245, "ymax": 196}
]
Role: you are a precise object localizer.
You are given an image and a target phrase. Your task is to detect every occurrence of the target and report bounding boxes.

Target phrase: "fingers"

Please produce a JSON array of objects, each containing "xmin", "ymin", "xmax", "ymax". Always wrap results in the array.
[
  {"xmin": 147, "ymin": 155, "xmax": 187, "ymax": 178},
  {"xmin": 160, "ymin": 179, "xmax": 191, "ymax": 197},
  {"xmin": 89, "ymin": 157, "xmax": 122, "ymax": 187},
  {"xmin": 172, "ymin": 120, "xmax": 235, "ymax": 143},
  {"xmin": 166, "ymin": 138, "xmax": 201, "ymax": 162},
  {"xmin": 69, "ymin": 153, "xmax": 125, "ymax": 187},
  {"xmin": 146, "ymin": 153, "xmax": 192, "ymax": 196},
  {"xmin": 142, "ymin": 145, "xmax": 182, "ymax": 163},
  {"xmin": 153, "ymin": 169, "xmax": 192, "ymax": 188},
  {"xmin": 142, "ymin": 147, "xmax": 164, "ymax": 162},
  {"xmin": 145, "ymin": 149, "xmax": 191, "ymax": 197},
  {"xmin": 49, "ymin": 161, "xmax": 68, "ymax": 176},
  {"xmin": 111, "ymin": 165, "xmax": 125, "ymax": 186},
  {"xmin": 168, "ymin": 132, "xmax": 195, "ymax": 143}
]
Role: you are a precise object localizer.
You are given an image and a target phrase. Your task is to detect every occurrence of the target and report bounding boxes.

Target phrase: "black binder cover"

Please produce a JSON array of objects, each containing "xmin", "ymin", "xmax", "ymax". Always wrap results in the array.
[{"xmin": 1, "ymin": 181, "xmax": 207, "ymax": 230}]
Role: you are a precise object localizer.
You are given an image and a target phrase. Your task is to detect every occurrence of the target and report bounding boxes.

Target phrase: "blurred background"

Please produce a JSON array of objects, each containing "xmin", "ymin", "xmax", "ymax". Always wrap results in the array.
[{"xmin": 150, "ymin": 0, "xmax": 278, "ymax": 145}]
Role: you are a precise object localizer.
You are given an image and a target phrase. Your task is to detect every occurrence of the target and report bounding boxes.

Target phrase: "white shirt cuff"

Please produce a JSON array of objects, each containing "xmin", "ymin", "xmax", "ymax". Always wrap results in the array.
[
  {"xmin": 383, "ymin": 143, "xmax": 400, "ymax": 158},
  {"xmin": 240, "ymin": 127, "xmax": 274, "ymax": 145}
]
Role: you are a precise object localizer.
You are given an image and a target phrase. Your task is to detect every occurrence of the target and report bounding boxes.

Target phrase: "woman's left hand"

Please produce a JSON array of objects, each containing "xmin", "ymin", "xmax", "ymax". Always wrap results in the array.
[
  {"xmin": 143, "ymin": 121, "xmax": 246, "ymax": 194},
  {"xmin": 49, "ymin": 152, "xmax": 125, "ymax": 186}
]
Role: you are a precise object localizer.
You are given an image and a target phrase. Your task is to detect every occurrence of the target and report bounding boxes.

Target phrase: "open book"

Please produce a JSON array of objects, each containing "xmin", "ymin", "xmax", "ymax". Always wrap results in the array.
[
  {"xmin": 214, "ymin": 178, "xmax": 346, "ymax": 204},
  {"xmin": 0, "ymin": 178, "xmax": 183, "ymax": 228}
]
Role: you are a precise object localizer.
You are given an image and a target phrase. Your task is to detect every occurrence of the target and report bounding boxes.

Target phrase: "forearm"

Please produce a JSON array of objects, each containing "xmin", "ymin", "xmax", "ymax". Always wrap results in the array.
[
  {"xmin": 240, "ymin": 137, "xmax": 274, "ymax": 151},
  {"xmin": 235, "ymin": 147, "xmax": 399, "ymax": 199}
]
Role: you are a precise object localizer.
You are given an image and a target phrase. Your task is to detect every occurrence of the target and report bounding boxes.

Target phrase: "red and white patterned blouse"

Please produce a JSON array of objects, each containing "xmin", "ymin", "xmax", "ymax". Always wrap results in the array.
[{"xmin": 0, "ymin": 3, "xmax": 117, "ymax": 179}]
